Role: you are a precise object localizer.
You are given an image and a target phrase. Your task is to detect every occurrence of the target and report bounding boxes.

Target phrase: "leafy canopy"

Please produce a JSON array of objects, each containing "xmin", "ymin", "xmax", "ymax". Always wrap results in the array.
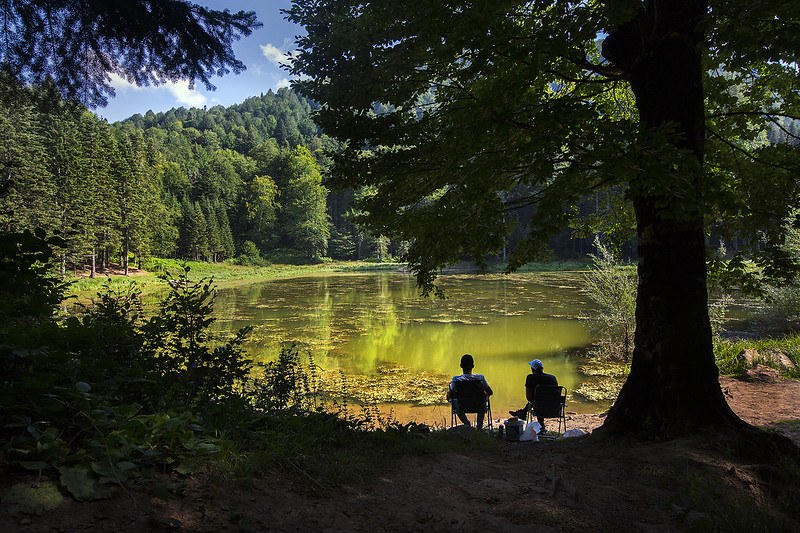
[
  {"xmin": 287, "ymin": 1, "xmax": 800, "ymax": 291},
  {"xmin": 1, "ymin": 0, "xmax": 261, "ymax": 107}
]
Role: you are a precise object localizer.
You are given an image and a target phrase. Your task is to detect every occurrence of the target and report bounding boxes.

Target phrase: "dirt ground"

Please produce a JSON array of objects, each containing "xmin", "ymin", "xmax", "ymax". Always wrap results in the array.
[
  {"xmin": 3, "ymin": 376, "xmax": 800, "ymax": 532},
  {"xmin": 71, "ymin": 264, "xmax": 149, "ymax": 279}
]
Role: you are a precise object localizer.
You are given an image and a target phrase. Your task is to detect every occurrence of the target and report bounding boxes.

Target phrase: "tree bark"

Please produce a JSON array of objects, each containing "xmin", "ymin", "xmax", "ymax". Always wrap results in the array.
[
  {"xmin": 124, "ymin": 231, "xmax": 130, "ymax": 276},
  {"xmin": 600, "ymin": 0, "xmax": 744, "ymax": 437}
]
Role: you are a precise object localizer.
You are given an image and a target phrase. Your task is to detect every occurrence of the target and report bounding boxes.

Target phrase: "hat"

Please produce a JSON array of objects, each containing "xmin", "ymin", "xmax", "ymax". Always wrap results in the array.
[
  {"xmin": 460, "ymin": 353, "xmax": 475, "ymax": 369},
  {"xmin": 528, "ymin": 359, "xmax": 543, "ymax": 370}
]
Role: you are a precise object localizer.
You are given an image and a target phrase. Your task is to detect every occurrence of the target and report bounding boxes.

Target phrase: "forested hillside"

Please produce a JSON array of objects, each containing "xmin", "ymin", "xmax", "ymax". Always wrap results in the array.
[{"xmin": 0, "ymin": 77, "xmax": 396, "ymax": 274}]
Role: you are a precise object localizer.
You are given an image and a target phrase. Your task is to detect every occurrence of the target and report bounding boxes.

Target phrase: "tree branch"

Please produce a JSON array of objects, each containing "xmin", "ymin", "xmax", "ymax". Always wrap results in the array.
[
  {"xmin": 569, "ymin": 53, "xmax": 626, "ymax": 79},
  {"xmin": 706, "ymin": 126, "xmax": 800, "ymax": 173},
  {"xmin": 545, "ymin": 69, "xmax": 625, "ymax": 84},
  {"xmin": 706, "ymin": 111, "xmax": 800, "ymax": 121},
  {"xmin": 503, "ymin": 171, "xmax": 617, "ymax": 212}
]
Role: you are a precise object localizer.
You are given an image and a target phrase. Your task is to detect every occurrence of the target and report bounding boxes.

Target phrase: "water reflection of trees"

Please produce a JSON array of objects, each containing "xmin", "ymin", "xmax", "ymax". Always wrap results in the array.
[{"xmin": 214, "ymin": 273, "xmax": 595, "ymax": 409}]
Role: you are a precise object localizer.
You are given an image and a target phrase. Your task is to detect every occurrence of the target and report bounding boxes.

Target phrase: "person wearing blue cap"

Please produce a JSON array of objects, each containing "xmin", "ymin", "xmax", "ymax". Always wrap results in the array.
[{"xmin": 509, "ymin": 358, "xmax": 558, "ymax": 431}]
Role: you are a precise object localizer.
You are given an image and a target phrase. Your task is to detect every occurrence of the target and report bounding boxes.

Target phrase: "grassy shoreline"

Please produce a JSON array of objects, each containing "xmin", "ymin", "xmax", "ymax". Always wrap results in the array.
[{"xmin": 65, "ymin": 259, "xmax": 408, "ymax": 295}]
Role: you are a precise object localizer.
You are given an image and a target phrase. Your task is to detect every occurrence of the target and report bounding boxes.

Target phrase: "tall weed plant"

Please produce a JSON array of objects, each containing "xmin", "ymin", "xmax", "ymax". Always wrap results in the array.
[
  {"xmin": 584, "ymin": 239, "xmax": 637, "ymax": 361},
  {"xmin": 247, "ymin": 343, "xmax": 320, "ymax": 414},
  {"xmin": 758, "ymin": 283, "xmax": 800, "ymax": 331},
  {"xmin": 583, "ymin": 239, "xmax": 735, "ymax": 364}
]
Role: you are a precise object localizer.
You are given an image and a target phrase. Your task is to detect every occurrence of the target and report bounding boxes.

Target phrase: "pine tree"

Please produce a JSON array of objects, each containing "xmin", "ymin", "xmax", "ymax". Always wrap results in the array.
[
  {"xmin": 2, "ymin": 1, "xmax": 260, "ymax": 108},
  {"xmin": 0, "ymin": 75, "xmax": 58, "ymax": 233},
  {"xmin": 91, "ymin": 120, "xmax": 122, "ymax": 273},
  {"xmin": 203, "ymin": 200, "xmax": 222, "ymax": 262},
  {"xmin": 47, "ymin": 103, "xmax": 95, "ymax": 274},
  {"xmin": 180, "ymin": 200, "xmax": 209, "ymax": 261},
  {"xmin": 79, "ymin": 113, "xmax": 113, "ymax": 277},
  {"xmin": 216, "ymin": 202, "xmax": 235, "ymax": 260}
]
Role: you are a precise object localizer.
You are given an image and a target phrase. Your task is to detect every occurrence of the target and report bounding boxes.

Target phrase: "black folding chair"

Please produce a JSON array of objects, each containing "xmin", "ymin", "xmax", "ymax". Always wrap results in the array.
[
  {"xmin": 449, "ymin": 379, "xmax": 493, "ymax": 430},
  {"xmin": 528, "ymin": 385, "xmax": 567, "ymax": 435}
]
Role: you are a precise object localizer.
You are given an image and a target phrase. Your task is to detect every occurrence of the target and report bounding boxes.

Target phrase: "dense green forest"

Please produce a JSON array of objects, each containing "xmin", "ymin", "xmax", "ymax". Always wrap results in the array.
[{"xmin": 0, "ymin": 77, "xmax": 406, "ymax": 274}]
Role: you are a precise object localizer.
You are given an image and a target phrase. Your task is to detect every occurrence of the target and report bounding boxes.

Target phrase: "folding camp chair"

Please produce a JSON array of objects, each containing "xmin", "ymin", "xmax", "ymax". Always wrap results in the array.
[
  {"xmin": 528, "ymin": 385, "xmax": 567, "ymax": 435},
  {"xmin": 449, "ymin": 379, "xmax": 493, "ymax": 430}
]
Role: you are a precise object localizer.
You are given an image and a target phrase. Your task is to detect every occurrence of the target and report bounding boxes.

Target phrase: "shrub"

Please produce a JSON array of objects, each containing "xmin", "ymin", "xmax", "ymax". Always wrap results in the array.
[
  {"xmin": 138, "ymin": 268, "xmax": 252, "ymax": 407},
  {"xmin": 264, "ymin": 246, "xmax": 316, "ymax": 264},
  {"xmin": 0, "ymin": 230, "xmax": 70, "ymax": 389},
  {"xmin": 247, "ymin": 343, "xmax": 319, "ymax": 414},
  {"xmin": 234, "ymin": 240, "xmax": 268, "ymax": 266},
  {"xmin": 1, "ymin": 246, "xmax": 253, "ymax": 498}
]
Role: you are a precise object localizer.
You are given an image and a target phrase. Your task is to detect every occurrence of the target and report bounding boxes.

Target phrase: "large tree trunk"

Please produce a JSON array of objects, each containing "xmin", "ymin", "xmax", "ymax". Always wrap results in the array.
[{"xmin": 600, "ymin": 0, "xmax": 744, "ymax": 437}]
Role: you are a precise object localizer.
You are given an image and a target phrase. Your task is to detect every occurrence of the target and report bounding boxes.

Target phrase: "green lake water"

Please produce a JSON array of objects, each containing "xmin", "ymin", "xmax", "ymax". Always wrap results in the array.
[{"xmin": 213, "ymin": 271, "xmax": 598, "ymax": 423}]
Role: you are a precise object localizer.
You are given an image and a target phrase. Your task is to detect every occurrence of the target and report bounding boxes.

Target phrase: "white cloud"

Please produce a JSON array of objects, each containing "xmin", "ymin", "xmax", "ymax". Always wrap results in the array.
[
  {"xmin": 107, "ymin": 72, "xmax": 206, "ymax": 108},
  {"xmin": 165, "ymin": 81, "xmax": 207, "ymax": 108},
  {"xmin": 276, "ymin": 78, "xmax": 291, "ymax": 90},
  {"xmin": 260, "ymin": 43, "xmax": 294, "ymax": 66}
]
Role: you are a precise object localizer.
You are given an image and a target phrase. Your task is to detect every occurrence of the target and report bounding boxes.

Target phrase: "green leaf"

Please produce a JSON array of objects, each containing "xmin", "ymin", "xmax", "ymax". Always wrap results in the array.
[
  {"xmin": 58, "ymin": 466, "xmax": 114, "ymax": 501},
  {"xmin": 191, "ymin": 442, "xmax": 220, "ymax": 454},
  {"xmin": 90, "ymin": 460, "xmax": 116, "ymax": 479},
  {"xmin": 111, "ymin": 404, "xmax": 142, "ymax": 419},
  {"xmin": 115, "ymin": 461, "xmax": 137, "ymax": 472},
  {"xmin": 75, "ymin": 381, "xmax": 91, "ymax": 393}
]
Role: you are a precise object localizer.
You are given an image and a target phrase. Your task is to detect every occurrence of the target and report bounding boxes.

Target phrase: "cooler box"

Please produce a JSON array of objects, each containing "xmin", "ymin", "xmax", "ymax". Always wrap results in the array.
[{"xmin": 504, "ymin": 418, "xmax": 524, "ymax": 441}]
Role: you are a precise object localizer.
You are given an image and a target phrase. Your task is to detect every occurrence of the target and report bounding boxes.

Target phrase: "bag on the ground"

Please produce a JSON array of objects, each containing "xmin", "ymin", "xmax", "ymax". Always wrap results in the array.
[{"xmin": 519, "ymin": 421, "xmax": 540, "ymax": 442}]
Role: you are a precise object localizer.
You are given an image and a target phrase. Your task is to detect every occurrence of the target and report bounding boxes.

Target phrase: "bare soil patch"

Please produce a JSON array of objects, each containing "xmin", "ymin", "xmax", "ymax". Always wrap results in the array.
[
  {"xmin": 71, "ymin": 264, "xmax": 149, "ymax": 279},
  {"xmin": 3, "ymin": 376, "xmax": 799, "ymax": 532}
]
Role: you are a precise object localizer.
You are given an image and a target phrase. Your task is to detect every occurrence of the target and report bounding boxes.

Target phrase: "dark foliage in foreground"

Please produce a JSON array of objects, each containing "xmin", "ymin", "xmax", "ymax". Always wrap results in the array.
[{"xmin": 0, "ymin": 229, "xmax": 475, "ymax": 500}]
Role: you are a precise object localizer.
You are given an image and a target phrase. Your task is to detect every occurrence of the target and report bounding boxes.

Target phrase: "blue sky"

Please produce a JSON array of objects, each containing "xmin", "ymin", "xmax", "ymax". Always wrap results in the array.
[{"xmin": 97, "ymin": 0, "xmax": 301, "ymax": 123}]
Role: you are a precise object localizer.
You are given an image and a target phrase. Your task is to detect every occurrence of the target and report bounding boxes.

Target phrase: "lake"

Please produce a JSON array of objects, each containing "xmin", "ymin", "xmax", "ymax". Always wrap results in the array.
[{"xmin": 213, "ymin": 271, "xmax": 599, "ymax": 425}]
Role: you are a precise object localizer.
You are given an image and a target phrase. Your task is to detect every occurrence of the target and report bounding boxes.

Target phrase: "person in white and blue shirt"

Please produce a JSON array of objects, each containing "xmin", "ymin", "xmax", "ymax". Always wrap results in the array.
[{"xmin": 446, "ymin": 353, "xmax": 493, "ymax": 429}]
